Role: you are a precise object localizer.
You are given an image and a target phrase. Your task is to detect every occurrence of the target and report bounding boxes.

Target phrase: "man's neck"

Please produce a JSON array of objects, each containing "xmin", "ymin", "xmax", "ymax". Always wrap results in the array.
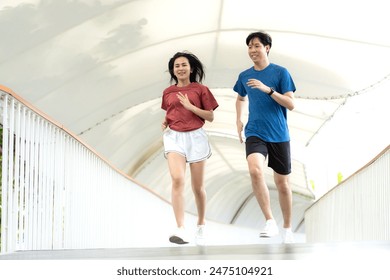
[{"xmin": 253, "ymin": 60, "xmax": 270, "ymax": 71}]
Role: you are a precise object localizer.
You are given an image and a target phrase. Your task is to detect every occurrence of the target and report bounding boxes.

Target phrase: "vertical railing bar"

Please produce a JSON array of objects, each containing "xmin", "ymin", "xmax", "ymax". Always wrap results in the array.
[
  {"xmin": 72, "ymin": 138, "xmax": 78, "ymax": 247},
  {"xmin": 85, "ymin": 149, "xmax": 90, "ymax": 246},
  {"xmin": 25, "ymin": 110, "xmax": 33, "ymax": 250},
  {"xmin": 80, "ymin": 146, "xmax": 85, "ymax": 247},
  {"xmin": 63, "ymin": 135, "xmax": 72, "ymax": 249},
  {"xmin": 76, "ymin": 142, "xmax": 82, "ymax": 248},
  {"xmin": 29, "ymin": 114, "xmax": 35, "ymax": 250},
  {"xmin": 37, "ymin": 120, "xmax": 44, "ymax": 249},
  {"xmin": 46, "ymin": 124, "xmax": 54, "ymax": 249},
  {"xmin": 66, "ymin": 137, "xmax": 73, "ymax": 248},
  {"xmin": 17, "ymin": 106, "xmax": 27, "ymax": 250},
  {"xmin": 7, "ymin": 98, "xmax": 15, "ymax": 252},
  {"xmin": 60, "ymin": 129, "xmax": 66, "ymax": 248},
  {"xmin": 26, "ymin": 112, "xmax": 33, "ymax": 250},
  {"xmin": 60, "ymin": 131, "xmax": 66, "ymax": 248},
  {"xmin": 84, "ymin": 148, "xmax": 89, "ymax": 247},
  {"xmin": 95, "ymin": 153, "xmax": 100, "ymax": 246},
  {"xmin": 91, "ymin": 151, "xmax": 96, "ymax": 246},
  {"xmin": 37, "ymin": 117, "xmax": 43, "ymax": 249},
  {"xmin": 1, "ymin": 94, "xmax": 10, "ymax": 253},
  {"xmin": 13, "ymin": 102, "xmax": 22, "ymax": 250},
  {"xmin": 100, "ymin": 160, "xmax": 105, "ymax": 246},
  {"xmin": 32, "ymin": 115, "xmax": 39, "ymax": 250},
  {"xmin": 47, "ymin": 122, "xmax": 53, "ymax": 249},
  {"xmin": 53, "ymin": 128, "xmax": 64, "ymax": 249},
  {"xmin": 36, "ymin": 118, "xmax": 44, "ymax": 249},
  {"xmin": 62, "ymin": 135, "xmax": 68, "ymax": 249},
  {"xmin": 99, "ymin": 160, "xmax": 105, "ymax": 246},
  {"xmin": 39, "ymin": 120, "xmax": 47, "ymax": 249},
  {"xmin": 51, "ymin": 128, "xmax": 59, "ymax": 249},
  {"xmin": 43, "ymin": 121, "xmax": 50, "ymax": 249}
]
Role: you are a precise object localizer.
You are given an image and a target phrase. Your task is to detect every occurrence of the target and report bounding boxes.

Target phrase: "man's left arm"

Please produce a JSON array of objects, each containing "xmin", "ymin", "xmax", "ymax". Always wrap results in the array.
[
  {"xmin": 268, "ymin": 89, "xmax": 295, "ymax": 111},
  {"xmin": 246, "ymin": 78, "xmax": 295, "ymax": 111}
]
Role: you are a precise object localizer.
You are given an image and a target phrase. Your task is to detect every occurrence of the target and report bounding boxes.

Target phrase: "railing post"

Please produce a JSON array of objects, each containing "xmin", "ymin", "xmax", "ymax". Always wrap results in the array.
[{"xmin": 1, "ymin": 94, "xmax": 9, "ymax": 253}]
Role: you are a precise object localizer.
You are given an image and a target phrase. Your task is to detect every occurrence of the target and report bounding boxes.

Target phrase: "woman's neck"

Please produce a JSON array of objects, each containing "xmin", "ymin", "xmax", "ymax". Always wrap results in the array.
[{"xmin": 176, "ymin": 80, "xmax": 191, "ymax": 87}]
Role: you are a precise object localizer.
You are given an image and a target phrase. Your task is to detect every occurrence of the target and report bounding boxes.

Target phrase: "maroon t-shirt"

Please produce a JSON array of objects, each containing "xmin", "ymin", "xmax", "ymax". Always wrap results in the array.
[{"xmin": 161, "ymin": 83, "xmax": 219, "ymax": 132}]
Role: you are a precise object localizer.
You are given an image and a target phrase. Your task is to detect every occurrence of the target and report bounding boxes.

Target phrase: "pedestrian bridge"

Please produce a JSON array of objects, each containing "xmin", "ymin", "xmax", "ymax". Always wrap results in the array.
[
  {"xmin": 1, "ymin": 88, "xmax": 389, "ymax": 260},
  {"xmin": 1, "ymin": 2, "xmax": 390, "ymax": 279}
]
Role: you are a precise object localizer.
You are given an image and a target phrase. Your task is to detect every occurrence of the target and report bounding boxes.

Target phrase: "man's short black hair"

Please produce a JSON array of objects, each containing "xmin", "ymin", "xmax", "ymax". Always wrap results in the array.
[{"xmin": 246, "ymin": 31, "xmax": 272, "ymax": 49}]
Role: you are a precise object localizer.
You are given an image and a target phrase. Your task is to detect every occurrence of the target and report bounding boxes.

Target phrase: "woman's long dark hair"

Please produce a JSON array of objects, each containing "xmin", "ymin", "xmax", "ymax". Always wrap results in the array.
[{"xmin": 168, "ymin": 51, "xmax": 205, "ymax": 84}]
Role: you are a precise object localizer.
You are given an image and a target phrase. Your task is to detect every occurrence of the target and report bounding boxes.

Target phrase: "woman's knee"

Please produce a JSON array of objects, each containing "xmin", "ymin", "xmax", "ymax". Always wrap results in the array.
[
  {"xmin": 171, "ymin": 175, "xmax": 185, "ymax": 189},
  {"xmin": 193, "ymin": 185, "xmax": 205, "ymax": 196}
]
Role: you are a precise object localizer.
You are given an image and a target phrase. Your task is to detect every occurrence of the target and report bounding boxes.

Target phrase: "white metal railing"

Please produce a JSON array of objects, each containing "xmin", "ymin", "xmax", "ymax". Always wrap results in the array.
[
  {"xmin": 0, "ymin": 87, "xmax": 169, "ymax": 253},
  {"xmin": 305, "ymin": 145, "xmax": 390, "ymax": 242}
]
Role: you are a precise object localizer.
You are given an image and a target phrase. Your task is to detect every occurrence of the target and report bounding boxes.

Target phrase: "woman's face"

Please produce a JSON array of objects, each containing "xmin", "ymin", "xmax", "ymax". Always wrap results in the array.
[{"xmin": 173, "ymin": 56, "xmax": 191, "ymax": 82}]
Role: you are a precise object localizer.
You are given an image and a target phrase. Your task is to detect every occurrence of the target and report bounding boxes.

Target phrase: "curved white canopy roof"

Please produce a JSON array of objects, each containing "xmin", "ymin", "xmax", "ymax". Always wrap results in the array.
[{"xmin": 1, "ymin": 0, "xmax": 389, "ymax": 230}]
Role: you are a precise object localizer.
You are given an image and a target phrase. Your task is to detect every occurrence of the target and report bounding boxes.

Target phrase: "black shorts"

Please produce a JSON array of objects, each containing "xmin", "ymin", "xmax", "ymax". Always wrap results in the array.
[{"xmin": 245, "ymin": 136, "xmax": 291, "ymax": 175}]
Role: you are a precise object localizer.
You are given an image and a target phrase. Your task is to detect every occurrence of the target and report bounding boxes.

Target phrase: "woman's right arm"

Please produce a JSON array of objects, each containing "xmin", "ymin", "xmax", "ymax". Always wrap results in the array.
[{"xmin": 161, "ymin": 119, "xmax": 168, "ymax": 131}]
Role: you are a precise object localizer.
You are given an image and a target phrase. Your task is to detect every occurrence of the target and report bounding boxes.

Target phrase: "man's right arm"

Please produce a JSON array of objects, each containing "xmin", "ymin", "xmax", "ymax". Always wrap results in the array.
[{"xmin": 235, "ymin": 95, "xmax": 246, "ymax": 143}]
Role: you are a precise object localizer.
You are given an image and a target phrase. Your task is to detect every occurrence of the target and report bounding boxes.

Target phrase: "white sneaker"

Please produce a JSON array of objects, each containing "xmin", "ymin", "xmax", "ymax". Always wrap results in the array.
[
  {"xmin": 282, "ymin": 228, "xmax": 295, "ymax": 244},
  {"xmin": 259, "ymin": 219, "xmax": 279, "ymax": 238},
  {"xmin": 195, "ymin": 225, "xmax": 206, "ymax": 246},
  {"xmin": 169, "ymin": 227, "xmax": 189, "ymax": 245}
]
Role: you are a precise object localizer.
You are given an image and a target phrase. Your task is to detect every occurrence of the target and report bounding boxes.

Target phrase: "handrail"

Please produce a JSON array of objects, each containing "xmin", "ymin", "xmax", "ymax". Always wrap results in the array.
[
  {"xmin": 0, "ymin": 84, "xmax": 163, "ymax": 194},
  {"xmin": 305, "ymin": 144, "xmax": 390, "ymax": 242},
  {"xmin": 306, "ymin": 144, "xmax": 390, "ymax": 211},
  {"xmin": 0, "ymin": 85, "xmax": 169, "ymax": 253}
]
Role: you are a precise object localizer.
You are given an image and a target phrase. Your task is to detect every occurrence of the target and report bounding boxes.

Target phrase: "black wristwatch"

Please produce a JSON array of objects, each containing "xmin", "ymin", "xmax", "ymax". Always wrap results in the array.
[{"xmin": 267, "ymin": 87, "xmax": 275, "ymax": 96}]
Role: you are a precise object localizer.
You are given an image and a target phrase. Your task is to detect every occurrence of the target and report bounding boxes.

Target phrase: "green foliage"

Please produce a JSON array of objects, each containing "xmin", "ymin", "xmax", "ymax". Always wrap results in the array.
[
  {"xmin": 337, "ymin": 172, "xmax": 343, "ymax": 184},
  {"xmin": 309, "ymin": 179, "xmax": 315, "ymax": 190}
]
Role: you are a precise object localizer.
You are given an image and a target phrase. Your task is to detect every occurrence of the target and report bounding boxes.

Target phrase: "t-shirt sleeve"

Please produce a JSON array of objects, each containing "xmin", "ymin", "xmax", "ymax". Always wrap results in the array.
[
  {"xmin": 161, "ymin": 91, "xmax": 167, "ymax": 111},
  {"xmin": 279, "ymin": 68, "xmax": 296, "ymax": 94},
  {"xmin": 233, "ymin": 73, "xmax": 247, "ymax": 97},
  {"xmin": 201, "ymin": 87, "xmax": 219, "ymax": 111}
]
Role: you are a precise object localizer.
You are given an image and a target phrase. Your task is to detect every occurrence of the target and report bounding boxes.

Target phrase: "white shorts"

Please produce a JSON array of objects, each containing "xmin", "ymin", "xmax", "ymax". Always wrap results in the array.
[{"xmin": 163, "ymin": 128, "xmax": 211, "ymax": 163}]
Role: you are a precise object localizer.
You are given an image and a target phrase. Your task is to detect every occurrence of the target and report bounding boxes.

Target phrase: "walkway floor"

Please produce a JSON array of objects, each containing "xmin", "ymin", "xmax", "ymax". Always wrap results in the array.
[{"xmin": 1, "ymin": 240, "xmax": 389, "ymax": 260}]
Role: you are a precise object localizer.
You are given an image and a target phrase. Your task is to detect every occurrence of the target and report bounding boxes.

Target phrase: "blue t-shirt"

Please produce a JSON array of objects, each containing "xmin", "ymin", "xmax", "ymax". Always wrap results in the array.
[{"xmin": 233, "ymin": 63, "xmax": 296, "ymax": 142}]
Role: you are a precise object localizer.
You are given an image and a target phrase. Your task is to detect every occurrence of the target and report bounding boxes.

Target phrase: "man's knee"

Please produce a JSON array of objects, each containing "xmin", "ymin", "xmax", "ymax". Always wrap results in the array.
[
  {"xmin": 248, "ymin": 166, "xmax": 265, "ymax": 183},
  {"xmin": 275, "ymin": 179, "xmax": 290, "ymax": 194}
]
